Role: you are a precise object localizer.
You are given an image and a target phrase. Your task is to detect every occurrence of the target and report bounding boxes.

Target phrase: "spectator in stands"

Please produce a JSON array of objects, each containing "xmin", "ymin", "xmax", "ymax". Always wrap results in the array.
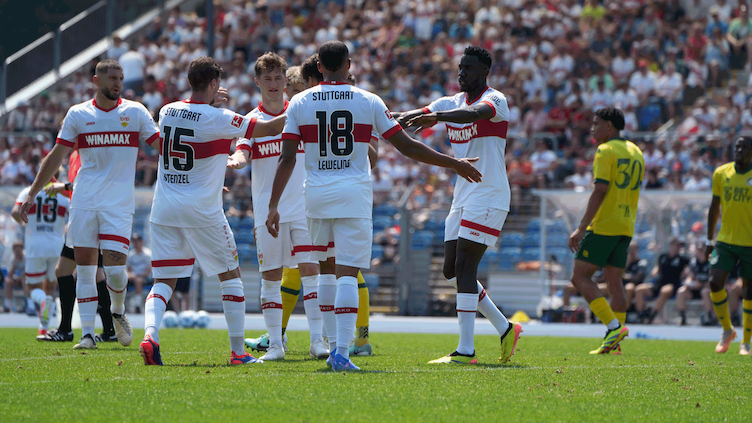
[
  {"xmin": 642, "ymin": 139, "xmax": 666, "ymax": 170},
  {"xmin": 589, "ymin": 77, "xmax": 613, "ymax": 111},
  {"xmin": 563, "ymin": 159, "xmax": 592, "ymax": 191},
  {"xmin": 507, "ymin": 150, "xmax": 533, "ymax": 215},
  {"xmin": 727, "ymin": 4, "xmax": 752, "ymax": 70},
  {"xmin": 629, "ymin": 60, "xmax": 657, "ymax": 100},
  {"xmin": 140, "ymin": 74, "xmax": 164, "ymax": 116},
  {"xmin": 706, "ymin": 6, "xmax": 730, "ymax": 36},
  {"xmin": 634, "ymin": 237, "xmax": 690, "ymax": 324},
  {"xmin": 622, "ymin": 243, "xmax": 649, "ymax": 311},
  {"xmin": 126, "ymin": 233, "xmax": 152, "ymax": 313},
  {"xmin": 1, "ymin": 149, "xmax": 33, "ymax": 185},
  {"xmin": 119, "ymin": 48, "xmax": 146, "ymax": 95},
  {"xmin": 683, "ymin": 166, "xmax": 712, "ymax": 191},
  {"xmin": 656, "ymin": 63, "xmax": 684, "ymax": 119},
  {"xmin": 107, "ymin": 35, "xmax": 129, "ymax": 60},
  {"xmin": 676, "ymin": 242, "xmax": 712, "ymax": 326},
  {"xmin": 5, "ymin": 102, "xmax": 35, "ymax": 132},
  {"xmin": 530, "ymin": 140, "xmax": 558, "ymax": 188},
  {"xmin": 2, "ymin": 241, "xmax": 32, "ymax": 314}
]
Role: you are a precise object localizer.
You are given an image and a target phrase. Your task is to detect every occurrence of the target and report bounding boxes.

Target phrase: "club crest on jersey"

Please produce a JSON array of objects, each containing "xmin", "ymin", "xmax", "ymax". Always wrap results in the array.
[
  {"xmin": 119, "ymin": 115, "xmax": 130, "ymax": 127},
  {"xmin": 231, "ymin": 115, "xmax": 243, "ymax": 128},
  {"xmin": 747, "ymin": 177, "xmax": 752, "ymax": 186}
]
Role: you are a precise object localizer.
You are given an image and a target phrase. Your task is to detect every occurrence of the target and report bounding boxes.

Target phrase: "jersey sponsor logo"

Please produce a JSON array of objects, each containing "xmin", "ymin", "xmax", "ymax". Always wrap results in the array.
[
  {"xmin": 486, "ymin": 94, "xmax": 503, "ymax": 107},
  {"xmin": 723, "ymin": 186, "xmax": 752, "ymax": 203},
  {"xmin": 119, "ymin": 115, "xmax": 130, "ymax": 127},
  {"xmin": 747, "ymin": 177, "xmax": 752, "ymax": 186},
  {"xmin": 231, "ymin": 115, "xmax": 244, "ymax": 128},
  {"xmin": 385, "ymin": 110, "xmax": 393, "ymax": 120},
  {"xmin": 251, "ymin": 139, "xmax": 304, "ymax": 159},
  {"xmin": 77, "ymin": 131, "xmax": 139, "ymax": 148},
  {"xmin": 470, "ymin": 231, "xmax": 480, "ymax": 236},
  {"xmin": 446, "ymin": 120, "xmax": 509, "ymax": 143}
]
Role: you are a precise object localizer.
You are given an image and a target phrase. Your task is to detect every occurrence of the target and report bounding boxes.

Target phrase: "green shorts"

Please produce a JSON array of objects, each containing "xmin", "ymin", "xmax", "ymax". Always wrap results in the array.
[
  {"xmin": 575, "ymin": 231, "xmax": 632, "ymax": 268},
  {"xmin": 710, "ymin": 242, "xmax": 752, "ymax": 281}
]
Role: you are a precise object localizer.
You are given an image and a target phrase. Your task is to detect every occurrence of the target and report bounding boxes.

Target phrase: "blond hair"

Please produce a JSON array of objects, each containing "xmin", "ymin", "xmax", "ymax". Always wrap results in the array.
[{"xmin": 286, "ymin": 66, "xmax": 304, "ymax": 86}]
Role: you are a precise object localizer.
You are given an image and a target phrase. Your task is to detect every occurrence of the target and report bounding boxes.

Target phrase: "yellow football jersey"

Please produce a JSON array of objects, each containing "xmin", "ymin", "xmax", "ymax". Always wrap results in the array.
[
  {"xmin": 712, "ymin": 162, "xmax": 752, "ymax": 247},
  {"xmin": 587, "ymin": 139, "xmax": 645, "ymax": 237}
]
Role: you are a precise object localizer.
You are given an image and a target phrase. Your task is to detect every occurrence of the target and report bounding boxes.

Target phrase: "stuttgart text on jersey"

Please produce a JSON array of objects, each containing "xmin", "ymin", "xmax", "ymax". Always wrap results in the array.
[
  {"xmin": 163, "ymin": 107, "xmax": 202, "ymax": 122},
  {"xmin": 312, "ymin": 91, "xmax": 354, "ymax": 101}
]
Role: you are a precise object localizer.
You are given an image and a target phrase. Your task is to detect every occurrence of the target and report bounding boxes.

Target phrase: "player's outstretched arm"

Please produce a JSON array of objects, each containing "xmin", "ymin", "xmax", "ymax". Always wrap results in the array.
[
  {"xmin": 227, "ymin": 149, "xmax": 250, "ymax": 170},
  {"xmin": 368, "ymin": 135, "xmax": 378, "ymax": 169},
  {"xmin": 568, "ymin": 181, "xmax": 608, "ymax": 253},
  {"xmin": 392, "ymin": 109, "xmax": 427, "ymax": 128},
  {"xmin": 385, "ymin": 129, "xmax": 481, "ymax": 183},
  {"xmin": 10, "ymin": 203, "xmax": 24, "ymax": 225},
  {"xmin": 251, "ymin": 115, "xmax": 286, "ymax": 138},
  {"xmin": 19, "ymin": 144, "xmax": 71, "ymax": 224},
  {"xmin": 705, "ymin": 195, "xmax": 721, "ymax": 259},
  {"xmin": 266, "ymin": 139, "xmax": 299, "ymax": 238},
  {"xmin": 406, "ymin": 103, "xmax": 494, "ymax": 134}
]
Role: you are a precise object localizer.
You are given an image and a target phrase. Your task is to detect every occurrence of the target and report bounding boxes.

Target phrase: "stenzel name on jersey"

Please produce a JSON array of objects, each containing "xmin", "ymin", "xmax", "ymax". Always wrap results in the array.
[{"xmin": 163, "ymin": 173, "xmax": 190, "ymax": 184}]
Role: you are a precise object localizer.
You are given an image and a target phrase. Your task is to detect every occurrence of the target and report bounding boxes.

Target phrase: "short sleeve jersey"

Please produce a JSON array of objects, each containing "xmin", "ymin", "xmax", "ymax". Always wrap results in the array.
[
  {"xmin": 712, "ymin": 162, "xmax": 752, "ymax": 246},
  {"xmin": 657, "ymin": 254, "xmax": 690, "ymax": 287},
  {"xmin": 237, "ymin": 101, "xmax": 306, "ymax": 228},
  {"xmin": 689, "ymin": 257, "xmax": 711, "ymax": 283},
  {"xmin": 15, "ymin": 187, "xmax": 70, "ymax": 258},
  {"xmin": 425, "ymin": 87, "xmax": 511, "ymax": 211},
  {"xmin": 150, "ymin": 100, "xmax": 257, "ymax": 228},
  {"xmin": 56, "ymin": 98, "xmax": 159, "ymax": 213},
  {"xmin": 281, "ymin": 82, "xmax": 401, "ymax": 219},
  {"xmin": 588, "ymin": 139, "xmax": 645, "ymax": 237}
]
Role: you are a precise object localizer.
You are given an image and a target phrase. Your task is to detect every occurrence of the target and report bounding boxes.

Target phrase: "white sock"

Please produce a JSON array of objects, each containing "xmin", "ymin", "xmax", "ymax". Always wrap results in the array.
[
  {"xmin": 104, "ymin": 265, "xmax": 128, "ymax": 315},
  {"xmin": 456, "ymin": 293, "xmax": 478, "ymax": 355},
  {"xmin": 301, "ymin": 275, "xmax": 322, "ymax": 342},
  {"xmin": 335, "ymin": 276, "xmax": 359, "ymax": 359},
  {"xmin": 76, "ymin": 265, "xmax": 98, "ymax": 338},
  {"xmin": 144, "ymin": 283, "xmax": 173, "ymax": 344},
  {"xmin": 476, "ymin": 281, "xmax": 509, "ymax": 334},
  {"xmin": 221, "ymin": 278, "xmax": 246, "ymax": 355},
  {"xmin": 318, "ymin": 274, "xmax": 337, "ymax": 352},
  {"xmin": 41, "ymin": 295, "xmax": 55, "ymax": 328},
  {"xmin": 260, "ymin": 279, "xmax": 283, "ymax": 347},
  {"xmin": 607, "ymin": 319, "xmax": 620, "ymax": 330}
]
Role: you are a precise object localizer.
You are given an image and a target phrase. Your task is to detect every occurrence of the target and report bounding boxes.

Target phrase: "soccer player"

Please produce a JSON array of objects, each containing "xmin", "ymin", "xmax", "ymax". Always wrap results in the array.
[
  {"xmin": 36, "ymin": 152, "xmax": 117, "ymax": 343},
  {"xmin": 139, "ymin": 56, "xmax": 285, "ymax": 366},
  {"xmin": 227, "ymin": 52, "xmax": 328, "ymax": 361},
  {"xmin": 566, "ymin": 107, "xmax": 643, "ymax": 354},
  {"xmin": 397, "ymin": 46, "xmax": 522, "ymax": 364},
  {"xmin": 247, "ymin": 56, "xmax": 376, "ymax": 357},
  {"xmin": 20, "ymin": 59, "xmax": 160, "ymax": 350},
  {"xmin": 11, "ymin": 171, "xmax": 70, "ymax": 335},
  {"xmin": 706, "ymin": 136, "xmax": 752, "ymax": 355},
  {"xmin": 266, "ymin": 41, "xmax": 481, "ymax": 371}
]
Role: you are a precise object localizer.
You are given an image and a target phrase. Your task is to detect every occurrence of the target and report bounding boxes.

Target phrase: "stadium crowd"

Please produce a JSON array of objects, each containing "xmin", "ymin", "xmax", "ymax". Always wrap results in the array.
[{"xmin": 2, "ymin": 0, "xmax": 751, "ymax": 213}]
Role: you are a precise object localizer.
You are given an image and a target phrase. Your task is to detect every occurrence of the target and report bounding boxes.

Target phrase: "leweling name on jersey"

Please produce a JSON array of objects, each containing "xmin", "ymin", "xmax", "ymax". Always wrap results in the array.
[
  {"xmin": 163, "ymin": 173, "xmax": 190, "ymax": 184},
  {"xmin": 446, "ymin": 120, "xmax": 509, "ymax": 144},
  {"xmin": 251, "ymin": 140, "xmax": 305, "ymax": 159},
  {"xmin": 163, "ymin": 107, "xmax": 202, "ymax": 122},
  {"xmin": 312, "ymin": 91, "xmax": 354, "ymax": 101},
  {"xmin": 77, "ymin": 132, "xmax": 139, "ymax": 148},
  {"xmin": 318, "ymin": 159, "xmax": 350, "ymax": 170}
]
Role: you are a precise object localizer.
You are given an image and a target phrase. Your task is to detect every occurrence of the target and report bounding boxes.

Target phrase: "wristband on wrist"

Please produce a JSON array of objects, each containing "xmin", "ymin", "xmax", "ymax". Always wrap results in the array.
[
  {"xmin": 64, "ymin": 182, "xmax": 72, "ymax": 191},
  {"xmin": 706, "ymin": 239, "xmax": 714, "ymax": 246}
]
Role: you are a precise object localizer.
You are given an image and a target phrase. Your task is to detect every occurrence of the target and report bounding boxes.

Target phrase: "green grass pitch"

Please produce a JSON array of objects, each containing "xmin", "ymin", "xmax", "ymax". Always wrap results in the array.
[{"xmin": 0, "ymin": 328, "xmax": 749, "ymax": 422}]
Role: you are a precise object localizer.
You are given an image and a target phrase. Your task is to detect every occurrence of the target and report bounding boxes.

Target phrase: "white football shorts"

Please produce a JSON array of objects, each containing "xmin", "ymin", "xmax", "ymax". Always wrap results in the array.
[
  {"xmin": 24, "ymin": 256, "xmax": 57, "ymax": 284},
  {"xmin": 256, "ymin": 219, "xmax": 317, "ymax": 272},
  {"xmin": 445, "ymin": 206, "xmax": 508, "ymax": 247},
  {"xmin": 150, "ymin": 220, "xmax": 239, "ymax": 279},
  {"xmin": 308, "ymin": 217, "xmax": 372, "ymax": 269},
  {"xmin": 68, "ymin": 208, "xmax": 133, "ymax": 254}
]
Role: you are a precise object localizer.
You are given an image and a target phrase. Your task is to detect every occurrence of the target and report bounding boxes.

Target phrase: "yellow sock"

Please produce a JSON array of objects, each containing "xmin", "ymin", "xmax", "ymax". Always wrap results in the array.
[
  {"xmin": 589, "ymin": 297, "xmax": 617, "ymax": 327},
  {"xmin": 613, "ymin": 311, "xmax": 626, "ymax": 326},
  {"xmin": 710, "ymin": 290, "xmax": 732, "ymax": 331},
  {"xmin": 743, "ymin": 300, "xmax": 752, "ymax": 344},
  {"xmin": 356, "ymin": 271, "xmax": 370, "ymax": 346},
  {"xmin": 281, "ymin": 268, "xmax": 302, "ymax": 329}
]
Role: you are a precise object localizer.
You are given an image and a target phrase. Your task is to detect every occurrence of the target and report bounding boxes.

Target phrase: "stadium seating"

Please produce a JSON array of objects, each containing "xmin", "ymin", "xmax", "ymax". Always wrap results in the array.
[
  {"xmin": 499, "ymin": 232, "xmax": 524, "ymax": 249},
  {"xmin": 521, "ymin": 232, "xmax": 541, "ymax": 249},
  {"xmin": 411, "ymin": 231, "xmax": 434, "ymax": 250}
]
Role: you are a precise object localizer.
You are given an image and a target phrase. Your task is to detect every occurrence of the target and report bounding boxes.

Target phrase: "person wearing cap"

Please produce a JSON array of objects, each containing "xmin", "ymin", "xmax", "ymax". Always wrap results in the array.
[
  {"xmin": 634, "ymin": 237, "xmax": 690, "ymax": 324},
  {"xmin": 706, "ymin": 6, "xmax": 729, "ymax": 37},
  {"xmin": 706, "ymin": 135, "xmax": 752, "ymax": 355}
]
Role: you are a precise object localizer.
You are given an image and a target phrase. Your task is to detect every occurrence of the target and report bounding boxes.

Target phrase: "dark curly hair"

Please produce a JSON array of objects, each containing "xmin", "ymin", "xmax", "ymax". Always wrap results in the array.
[
  {"xmin": 463, "ymin": 46, "xmax": 492, "ymax": 68},
  {"xmin": 595, "ymin": 107, "xmax": 625, "ymax": 131}
]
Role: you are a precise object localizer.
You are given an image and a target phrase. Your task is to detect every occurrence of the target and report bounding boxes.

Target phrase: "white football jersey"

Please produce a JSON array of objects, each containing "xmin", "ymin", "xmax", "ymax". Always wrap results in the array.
[
  {"xmin": 425, "ymin": 87, "xmax": 511, "ymax": 211},
  {"xmin": 282, "ymin": 82, "xmax": 401, "ymax": 219},
  {"xmin": 151, "ymin": 100, "xmax": 257, "ymax": 228},
  {"xmin": 15, "ymin": 187, "xmax": 69, "ymax": 258},
  {"xmin": 236, "ymin": 101, "xmax": 306, "ymax": 228},
  {"xmin": 56, "ymin": 98, "xmax": 159, "ymax": 213}
]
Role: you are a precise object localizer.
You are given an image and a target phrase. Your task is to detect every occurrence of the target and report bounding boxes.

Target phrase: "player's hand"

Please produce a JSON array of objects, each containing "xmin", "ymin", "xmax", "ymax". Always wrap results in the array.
[
  {"xmin": 568, "ymin": 228, "xmax": 585, "ymax": 253},
  {"xmin": 222, "ymin": 186, "xmax": 230, "ymax": 193},
  {"xmin": 227, "ymin": 155, "xmax": 241, "ymax": 169},
  {"xmin": 704, "ymin": 245, "xmax": 714, "ymax": 261},
  {"xmin": 452, "ymin": 157, "xmax": 482, "ymax": 183},
  {"xmin": 214, "ymin": 87, "xmax": 230, "ymax": 106},
  {"xmin": 44, "ymin": 182, "xmax": 66, "ymax": 197},
  {"xmin": 19, "ymin": 196, "xmax": 35, "ymax": 224},
  {"xmin": 266, "ymin": 206, "xmax": 280, "ymax": 238},
  {"xmin": 405, "ymin": 113, "xmax": 438, "ymax": 134}
]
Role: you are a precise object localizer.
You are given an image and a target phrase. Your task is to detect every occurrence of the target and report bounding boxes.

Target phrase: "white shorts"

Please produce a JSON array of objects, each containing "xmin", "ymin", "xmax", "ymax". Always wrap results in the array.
[
  {"xmin": 256, "ymin": 219, "xmax": 317, "ymax": 272},
  {"xmin": 68, "ymin": 209, "xmax": 133, "ymax": 254},
  {"xmin": 25, "ymin": 256, "xmax": 57, "ymax": 284},
  {"xmin": 445, "ymin": 206, "xmax": 508, "ymax": 247},
  {"xmin": 150, "ymin": 220, "xmax": 238, "ymax": 279},
  {"xmin": 308, "ymin": 217, "xmax": 372, "ymax": 269}
]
